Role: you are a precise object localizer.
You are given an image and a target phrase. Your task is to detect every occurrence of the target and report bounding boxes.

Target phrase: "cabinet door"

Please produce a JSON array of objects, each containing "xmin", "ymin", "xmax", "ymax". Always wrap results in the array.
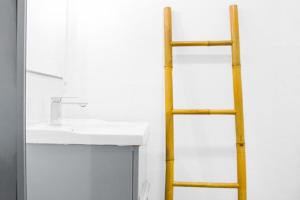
[{"xmin": 27, "ymin": 145, "xmax": 133, "ymax": 200}]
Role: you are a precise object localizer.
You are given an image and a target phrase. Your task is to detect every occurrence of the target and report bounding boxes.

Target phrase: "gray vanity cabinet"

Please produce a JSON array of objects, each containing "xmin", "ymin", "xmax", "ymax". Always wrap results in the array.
[{"xmin": 27, "ymin": 144, "xmax": 147, "ymax": 200}]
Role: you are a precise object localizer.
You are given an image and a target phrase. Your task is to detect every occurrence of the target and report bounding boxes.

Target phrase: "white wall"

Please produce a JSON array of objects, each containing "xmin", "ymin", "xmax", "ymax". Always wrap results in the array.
[{"xmin": 62, "ymin": 0, "xmax": 300, "ymax": 199}]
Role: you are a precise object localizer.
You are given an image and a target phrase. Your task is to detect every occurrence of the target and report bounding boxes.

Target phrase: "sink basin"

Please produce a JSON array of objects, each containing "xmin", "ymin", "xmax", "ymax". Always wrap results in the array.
[{"xmin": 26, "ymin": 119, "xmax": 149, "ymax": 146}]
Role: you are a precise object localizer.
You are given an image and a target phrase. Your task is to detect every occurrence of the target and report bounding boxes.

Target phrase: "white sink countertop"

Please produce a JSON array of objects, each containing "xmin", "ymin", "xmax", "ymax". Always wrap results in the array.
[{"xmin": 26, "ymin": 119, "xmax": 149, "ymax": 146}]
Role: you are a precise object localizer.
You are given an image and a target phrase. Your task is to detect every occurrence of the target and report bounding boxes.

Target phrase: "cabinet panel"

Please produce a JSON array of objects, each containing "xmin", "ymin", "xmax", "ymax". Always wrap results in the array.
[{"xmin": 27, "ymin": 144, "xmax": 133, "ymax": 200}]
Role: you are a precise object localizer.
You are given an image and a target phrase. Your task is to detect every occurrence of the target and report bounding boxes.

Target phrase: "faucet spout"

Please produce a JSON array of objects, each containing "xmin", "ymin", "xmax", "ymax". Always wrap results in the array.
[{"xmin": 61, "ymin": 102, "xmax": 88, "ymax": 107}]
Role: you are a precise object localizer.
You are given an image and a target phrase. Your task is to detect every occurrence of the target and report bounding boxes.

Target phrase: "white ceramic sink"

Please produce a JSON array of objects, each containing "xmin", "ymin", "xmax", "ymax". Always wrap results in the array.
[{"xmin": 26, "ymin": 119, "xmax": 149, "ymax": 146}]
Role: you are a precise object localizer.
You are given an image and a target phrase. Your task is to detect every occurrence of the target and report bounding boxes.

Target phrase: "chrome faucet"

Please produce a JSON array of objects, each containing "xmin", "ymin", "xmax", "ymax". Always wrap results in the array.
[{"xmin": 50, "ymin": 97, "xmax": 88, "ymax": 125}]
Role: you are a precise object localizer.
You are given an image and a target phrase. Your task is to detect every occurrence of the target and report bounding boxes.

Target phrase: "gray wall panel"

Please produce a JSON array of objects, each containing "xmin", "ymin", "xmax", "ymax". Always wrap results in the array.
[{"xmin": 0, "ymin": 0, "xmax": 26, "ymax": 199}]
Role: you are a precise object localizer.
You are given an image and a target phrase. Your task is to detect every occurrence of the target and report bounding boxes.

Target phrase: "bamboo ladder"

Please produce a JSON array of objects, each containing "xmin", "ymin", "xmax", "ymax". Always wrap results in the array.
[{"xmin": 164, "ymin": 5, "xmax": 247, "ymax": 200}]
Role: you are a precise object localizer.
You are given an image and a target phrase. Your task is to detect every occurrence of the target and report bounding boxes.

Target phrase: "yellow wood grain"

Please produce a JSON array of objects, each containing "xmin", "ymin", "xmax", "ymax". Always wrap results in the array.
[
  {"xmin": 230, "ymin": 4, "xmax": 247, "ymax": 200},
  {"xmin": 172, "ymin": 40, "xmax": 232, "ymax": 46},
  {"xmin": 164, "ymin": 7, "xmax": 174, "ymax": 200},
  {"xmin": 173, "ymin": 181, "xmax": 239, "ymax": 188},
  {"xmin": 172, "ymin": 109, "xmax": 236, "ymax": 115}
]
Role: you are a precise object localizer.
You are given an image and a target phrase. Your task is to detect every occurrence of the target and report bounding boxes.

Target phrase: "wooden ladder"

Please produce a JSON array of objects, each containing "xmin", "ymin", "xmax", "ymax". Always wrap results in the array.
[{"xmin": 164, "ymin": 5, "xmax": 247, "ymax": 200}]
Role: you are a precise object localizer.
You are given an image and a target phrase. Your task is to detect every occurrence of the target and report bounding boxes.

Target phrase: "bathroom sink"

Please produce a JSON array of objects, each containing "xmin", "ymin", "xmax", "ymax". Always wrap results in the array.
[{"xmin": 26, "ymin": 119, "xmax": 149, "ymax": 146}]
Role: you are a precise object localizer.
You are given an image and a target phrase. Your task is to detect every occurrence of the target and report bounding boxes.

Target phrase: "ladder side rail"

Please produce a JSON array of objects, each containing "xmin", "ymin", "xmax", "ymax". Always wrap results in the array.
[
  {"xmin": 230, "ymin": 5, "xmax": 247, "ymax": 200},
  {"xmin": 164, "ymin": 7, "xmax": 174, "ymax": 200}
]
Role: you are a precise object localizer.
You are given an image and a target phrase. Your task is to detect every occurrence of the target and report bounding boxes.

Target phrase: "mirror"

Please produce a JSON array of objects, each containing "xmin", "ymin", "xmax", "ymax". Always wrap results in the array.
[{"xmin": 26, "ymin": 0, "xmax": 68, "ymax": 78}]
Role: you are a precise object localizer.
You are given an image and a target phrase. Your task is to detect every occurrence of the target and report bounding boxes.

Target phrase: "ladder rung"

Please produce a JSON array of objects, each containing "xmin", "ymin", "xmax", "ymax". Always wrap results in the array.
[
  {"xmin": 173, "ymin": 181, "xmax": 239, "ymax": 188},
  {"xmin": 172, "ymin": 109, "xmax": 236, "ymax": 115},
  {"xmin": 171, "ymin": 40, "xmax": 232, "ymax": 47}
]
